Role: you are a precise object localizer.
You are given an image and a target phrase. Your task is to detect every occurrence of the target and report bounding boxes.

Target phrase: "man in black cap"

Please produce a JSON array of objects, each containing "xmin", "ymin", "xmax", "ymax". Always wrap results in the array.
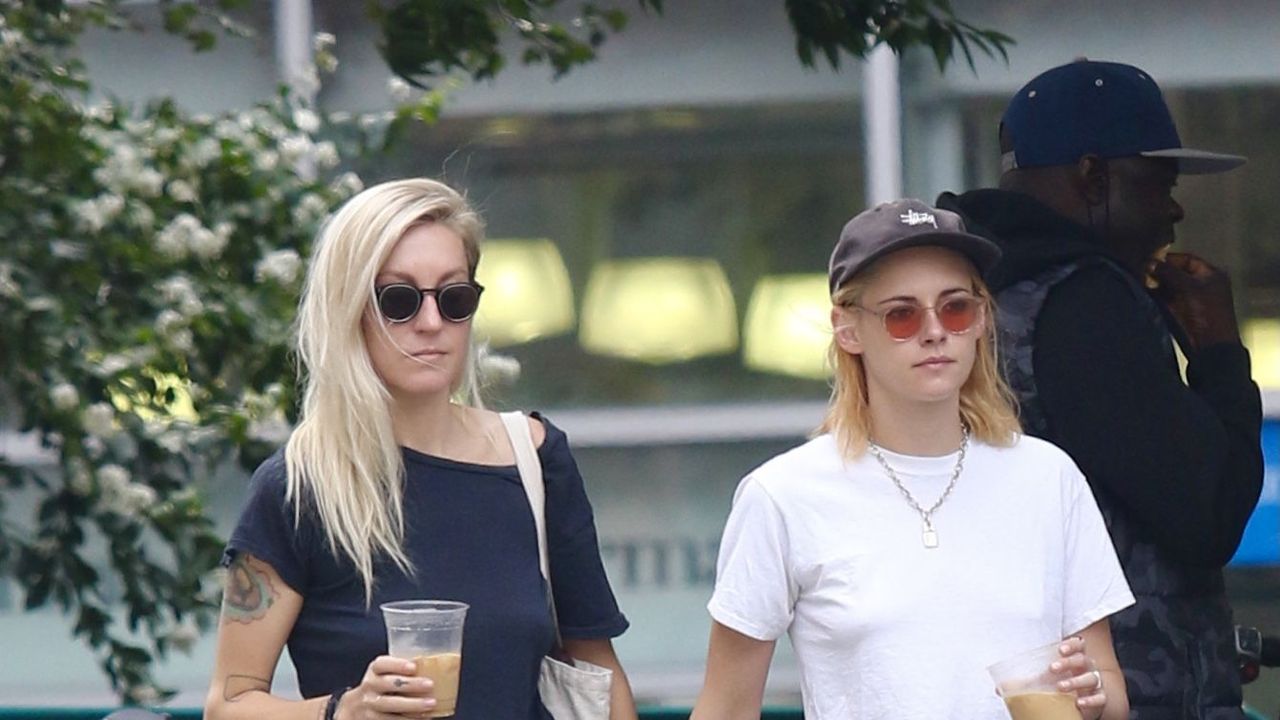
[{"xmin": 938, "ymin": 60, "xmax": 1264, "ymax": 719}]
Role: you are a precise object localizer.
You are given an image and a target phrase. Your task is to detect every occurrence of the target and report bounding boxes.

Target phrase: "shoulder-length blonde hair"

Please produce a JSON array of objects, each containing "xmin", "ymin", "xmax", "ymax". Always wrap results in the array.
[
  {"xmin": 817, "ymin": 256, "xmax": 1020, "ymax": 459},
  {"xmin": 285, "ymin": 178, "xmax": 485, "ymax": 601}
]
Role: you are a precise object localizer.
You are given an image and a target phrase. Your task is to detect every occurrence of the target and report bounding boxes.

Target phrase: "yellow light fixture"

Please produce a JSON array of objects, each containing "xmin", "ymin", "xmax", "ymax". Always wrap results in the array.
[
  {"xmin": 1243, "ymin": 318, "xmax": 1280, "ymax": 390},
  {"xmin": 474, "ymin": 238, "xmax": 575, "ymax": 347},
  {"xmin": 743, "ymin": 274, "xmax": 832, "ymax": 380},
  {"xmin": 579, "ymin": 257, "xmax": 738, "ymax": 363}
]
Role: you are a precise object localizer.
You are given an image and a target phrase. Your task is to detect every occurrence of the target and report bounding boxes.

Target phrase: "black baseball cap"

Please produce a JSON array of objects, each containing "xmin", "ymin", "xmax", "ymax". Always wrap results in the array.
[
  {"xmin": 1002, "ymin": 60, "xmax": 1246, "ymax": 175},
  {"xmin": 828, "ymin": 199, "xmax": 1000, "ymax": 293}
]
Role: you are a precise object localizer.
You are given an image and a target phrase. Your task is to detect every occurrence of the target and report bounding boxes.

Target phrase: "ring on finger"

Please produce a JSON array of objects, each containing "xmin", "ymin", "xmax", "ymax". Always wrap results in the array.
[
  {"xmin": 394, "ymin": 678, "xmax": 408, "ymax": 689},
  {"xmin": 1090, "ymin": 669, "xmax": 1103, "ymax": 690}
]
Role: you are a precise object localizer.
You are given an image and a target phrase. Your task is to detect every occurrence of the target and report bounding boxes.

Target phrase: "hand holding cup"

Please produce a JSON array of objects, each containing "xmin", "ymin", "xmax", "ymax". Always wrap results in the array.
[{"xmin": 335, "ymin": 655, "xmax": 438, "ymax": 719}]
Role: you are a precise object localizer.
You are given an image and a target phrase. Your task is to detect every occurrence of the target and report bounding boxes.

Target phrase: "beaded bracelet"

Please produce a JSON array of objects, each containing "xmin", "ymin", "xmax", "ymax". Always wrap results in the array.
[{"xmin": 324, "ymin": 686, "xmax": 350, "ymax": 720}]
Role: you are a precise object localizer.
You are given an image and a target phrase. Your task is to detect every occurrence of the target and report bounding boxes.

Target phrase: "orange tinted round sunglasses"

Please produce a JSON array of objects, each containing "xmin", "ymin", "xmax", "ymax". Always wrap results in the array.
[{"xmin": 852, "ymin": 295, "xmax": 982, "ymax": 341}]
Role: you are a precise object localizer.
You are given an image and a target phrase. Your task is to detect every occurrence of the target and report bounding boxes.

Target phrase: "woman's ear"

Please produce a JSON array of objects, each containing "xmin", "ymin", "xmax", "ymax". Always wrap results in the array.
[
  {"xmin": 832, "ymin": 306, "xmax": 863, "ymax": 355},
  {"xmin": 973, "ymin": 299, "xmax": 990, "ymax": 336}
]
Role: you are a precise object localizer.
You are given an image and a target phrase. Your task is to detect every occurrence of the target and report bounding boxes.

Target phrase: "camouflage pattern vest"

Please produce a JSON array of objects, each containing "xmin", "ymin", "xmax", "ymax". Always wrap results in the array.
[{"xmin": 997, "ymin": 256, "xmax": 1243, "ymax": 720}]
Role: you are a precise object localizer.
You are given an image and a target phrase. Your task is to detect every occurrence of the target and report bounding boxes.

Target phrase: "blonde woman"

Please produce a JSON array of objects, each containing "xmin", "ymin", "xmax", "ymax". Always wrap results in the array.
[
  {"xmin": 205, "ymin": 178, "xmax": 636, "ymax": 720},
  {"xmin": 691, "ymin": 199, "xmax": 1135, "ymax": 720}
]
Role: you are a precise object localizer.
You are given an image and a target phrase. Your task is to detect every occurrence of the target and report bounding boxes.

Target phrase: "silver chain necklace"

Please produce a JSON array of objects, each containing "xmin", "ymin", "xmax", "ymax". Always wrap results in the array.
[{"xmin": 867, "ymin": 424, "xmax": 969, "ymax": 549}]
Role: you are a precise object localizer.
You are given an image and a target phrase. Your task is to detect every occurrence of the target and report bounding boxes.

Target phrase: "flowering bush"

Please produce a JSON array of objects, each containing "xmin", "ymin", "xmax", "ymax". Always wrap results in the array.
[
  {"xmin": 0, "ymin": 5, "xmax": 437, "ymax": 702},
  {"xmin": 0, "ymin": 0, "xmax": 1011, "ymax": 704}
]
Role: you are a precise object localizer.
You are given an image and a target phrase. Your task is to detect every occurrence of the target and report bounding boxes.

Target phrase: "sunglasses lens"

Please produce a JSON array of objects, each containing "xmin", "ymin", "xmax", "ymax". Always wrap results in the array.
[
  {"xmin": 882, "ymin": 306, "xmax": 923, "ymax": 340},
  {"xmin": 939, "ymin": 297, "xmax": 979, "ymax": 333},
  {"xmin": 378, "ymin": 285, "xmax": 421, "ymax": 322},
  {"xmin": 437, "ymin": 283, "xmax": 481, "ymax": 322}
]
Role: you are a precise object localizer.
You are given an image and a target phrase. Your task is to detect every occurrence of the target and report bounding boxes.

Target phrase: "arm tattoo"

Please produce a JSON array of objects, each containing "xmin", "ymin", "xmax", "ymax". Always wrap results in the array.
[
  {"xmin": 222, "ymin": 553, "xmax": 277, "ymax": 623},
  {"xmin": 223, "ymin": 673, "xmax": 270, "ymax": 702}
]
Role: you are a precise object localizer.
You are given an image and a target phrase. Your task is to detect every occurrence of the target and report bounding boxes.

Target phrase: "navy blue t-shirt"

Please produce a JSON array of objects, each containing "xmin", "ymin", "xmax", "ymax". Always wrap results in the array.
[{"xmin": 223, "ymin": 414, "xmax": 628, "ymax": 719}]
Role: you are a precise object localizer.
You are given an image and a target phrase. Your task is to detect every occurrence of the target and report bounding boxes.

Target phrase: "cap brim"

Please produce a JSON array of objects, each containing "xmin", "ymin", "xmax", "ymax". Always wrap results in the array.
[
  {"xmin": 860, "ymin": 231, "xmax": 1002, "ymax": 278},
  {"xmin": 1141, "ymin": 148, "xmax": 1247, "ymax": 175}
]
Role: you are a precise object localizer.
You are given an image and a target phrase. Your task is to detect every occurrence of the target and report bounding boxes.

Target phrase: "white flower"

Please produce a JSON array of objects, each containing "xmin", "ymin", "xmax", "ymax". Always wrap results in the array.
[
  {"xmin": 27, "ymin": 296, "xmax": 57, "ymax": 312},
  {"xmin": 167, "ymin": 623, "xmax": 200, "ymax": 654},
  {"xmin": 279, "ymin": 134, "xmax": 313, "ymax": 163},
  {"xmin": 191, "ymin": 137, "xmax": 222, "ymax": 167},
  {"xmin": 156, "ymin": 430, "xmax": 186, "ymax": 454},
  {"xmin": 153, "ymin": 127, "xmax": 182, "ymax": 146},
  {"xmin": 294, "ymin": 65, "xmax": 321, "ymax": 98},
  {"xmin": 189, "ymin": 227, "xmax": 222, "ymax": 259},
  {"xmin": 154, "ymin": 229, "xmax": 185, "ymax": 256},
  {"xmin": 316, "ymin": 51, "xmax": 339, "ymax": 74},
  {"xmin": 1, "ymin": 29, "xmax": 25, "ymax": 49},
  {"xmin": 293, "ymin": 108, "xmax": 320, "ymax": 134},
  {"xmin": 255, "ymin": 249, "xmax": 302, "ymax": 284},
  {"xmin": 168, "ymin": 329, "xmax": 195, "ymax": 353},
  {"xmin": 388, "ymin": 76, "xmax": 413, "ymax": 103},
  {"xmin": 50, "ymin": 383, "xmax": 80, "ymax": 411},
  {"xmin": 168, "ymin": 179, "xmax": 197, "ymax": 203},
  {"xmin": 72, "ymin": 194, "xmax": 125, "ymax": 232},
  {"xmin": 67, "ymin": 460, "xmax": 93, "ymax": 495},
  {"xmin": 97, "ymin": 464, "xmax": 131, "ymax": 494},
  {"xmin": 91, "ymin": 103, "xmax": 117, "ymax": 123},
  {"xmin": 214, "ymin": 118, "xmax": 242, "ymax": 141},
  {"xmin": 129, "ymin": 202, "xmax": 156, "ymax": 231},
  {"xmin": 97, "ymin": 354, "xmax": 131, "ymax": 376},
  {"xmin": 82, "ymin": 403, "xmax": 117, "ymax": 437},
  {"xmin": 254, "ymin": 150, "xmax": 279, "ymax": 172},
  {"xmin": 98, "ymin": 193, "xmax": 124, "ymax": 220},
  {"xmin": 331, "ymin": 171, "xmax": 364, "ymax": 198},
  {"xmin": 313, "ymin": 32, "xmax": 336, "ymax": 53},
  {"xmin": 157, "ymin": 276, "xmax": 194, "ymax": 303},
  {"xmin": 134, "ymin": 168, "xmax": 165, "ymax": 197},
  {"xmin": 124, "ymin": 482, "xmax": 158, "ymax": 512},
  {"xmin": 291, "ymin": 193, "xmax": 330, "ymax": 227},
  {"xmin": 157, "ymin": 214, "xmax": 227, "ymax": 260},
  {"xmin": 155, "ymin": 309, "xmax": 184, "ymax": 336},
  {"xmin": 50, "ymin": 241, "xmax": 87, "ymax": 260},
  {"xmin": 71, "ymin": 198, "xmax": 106, "ymax": 233},
  {"xmin": 123, "ymin": 119, "xmax": 154, "ymax": 137},
  {"xmin": 158, "ymin": 275, "xmax": 203, "ymax": 317},
  {"xmin": 90, "ymin": 143, "xmax": 154, "ymax": 195},
  {"xmin": 329, "ymin": 111, "xmax": 352, "ymax": 124},
  {"xmin": 0, "ymin": 263, "xmax": 16, "ymax": 297},
  {"xmin": 314, "ymin": 141, "xmax": 339, "ymax": 168}
]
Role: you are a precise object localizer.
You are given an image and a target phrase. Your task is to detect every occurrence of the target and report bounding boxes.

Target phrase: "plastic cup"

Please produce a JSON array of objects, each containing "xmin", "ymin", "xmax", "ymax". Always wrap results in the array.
[
  {"xmin": 987, "ymin": 640, "xmax": 1078, "ymax": 720},
  {"xmin": 381, "ymin": 600, "xmax": 469, "ymax": 718}
]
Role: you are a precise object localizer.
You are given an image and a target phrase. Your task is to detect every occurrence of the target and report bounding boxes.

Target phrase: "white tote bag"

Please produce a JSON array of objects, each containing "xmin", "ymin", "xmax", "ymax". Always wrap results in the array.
[{"xmin": 500, "ymin": 412, "xmax": 613, "ymax": 720}]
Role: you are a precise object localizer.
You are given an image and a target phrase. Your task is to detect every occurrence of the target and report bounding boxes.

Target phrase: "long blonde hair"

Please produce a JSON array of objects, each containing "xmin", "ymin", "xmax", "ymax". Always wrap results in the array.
[
  {"xmin": 817, "ymin": 256, "xmax": 1020, "ymax": 459},
  {"xmin": 285, "ymin": 178, "xmax": 485, "ymax": 601}
]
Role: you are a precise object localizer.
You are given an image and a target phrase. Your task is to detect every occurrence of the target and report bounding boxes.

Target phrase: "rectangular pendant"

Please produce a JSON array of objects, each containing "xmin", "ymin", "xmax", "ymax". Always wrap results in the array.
[{"xmin": 922, "ymin": 528, "xmax": 939, "ymax": 549}]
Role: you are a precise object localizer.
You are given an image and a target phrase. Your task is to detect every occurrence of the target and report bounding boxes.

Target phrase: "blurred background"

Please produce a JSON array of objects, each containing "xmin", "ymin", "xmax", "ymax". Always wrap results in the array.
[{"xmin": 1, "ymin": 0, "xmax": 1277, "ymax": 713}]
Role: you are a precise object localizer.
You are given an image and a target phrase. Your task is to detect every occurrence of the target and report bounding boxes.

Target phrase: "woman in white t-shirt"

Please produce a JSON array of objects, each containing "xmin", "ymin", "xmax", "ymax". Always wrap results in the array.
[{"xmin": 691, "ymin": 199, "xmax": 1135, "ymax": 720}]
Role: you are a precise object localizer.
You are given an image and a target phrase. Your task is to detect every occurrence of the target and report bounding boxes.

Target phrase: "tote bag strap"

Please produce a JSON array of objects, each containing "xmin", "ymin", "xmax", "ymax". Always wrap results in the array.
[{"xmin": 499, "ymin": 411, "xmax": 563, "ymax": 643}]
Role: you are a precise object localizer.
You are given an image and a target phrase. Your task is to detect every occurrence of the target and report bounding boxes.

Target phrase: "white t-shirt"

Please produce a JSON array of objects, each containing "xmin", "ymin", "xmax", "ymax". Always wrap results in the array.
[{"xmin": 707, "ymin": 433, "xmax": 1134, "ymax": 720}]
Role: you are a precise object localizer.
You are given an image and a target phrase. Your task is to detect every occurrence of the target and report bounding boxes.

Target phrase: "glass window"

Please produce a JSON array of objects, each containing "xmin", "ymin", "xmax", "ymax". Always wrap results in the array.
[{"xmin": 356, "ymin": 104, "xmax": 862, "ymax": 409}]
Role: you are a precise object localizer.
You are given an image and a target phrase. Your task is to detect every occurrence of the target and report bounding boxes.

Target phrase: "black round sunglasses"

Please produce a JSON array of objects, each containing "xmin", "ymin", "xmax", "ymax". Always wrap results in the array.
[{"xmin": 375, "ymin": 281, "xmax": 485, "ymax": 323}]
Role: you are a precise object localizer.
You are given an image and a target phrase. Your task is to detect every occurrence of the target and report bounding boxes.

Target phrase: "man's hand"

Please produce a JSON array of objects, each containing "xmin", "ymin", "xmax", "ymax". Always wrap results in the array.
[{"xmin": 1149, "ymin": 251, "xmax": 1241, "ymax": 350}]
